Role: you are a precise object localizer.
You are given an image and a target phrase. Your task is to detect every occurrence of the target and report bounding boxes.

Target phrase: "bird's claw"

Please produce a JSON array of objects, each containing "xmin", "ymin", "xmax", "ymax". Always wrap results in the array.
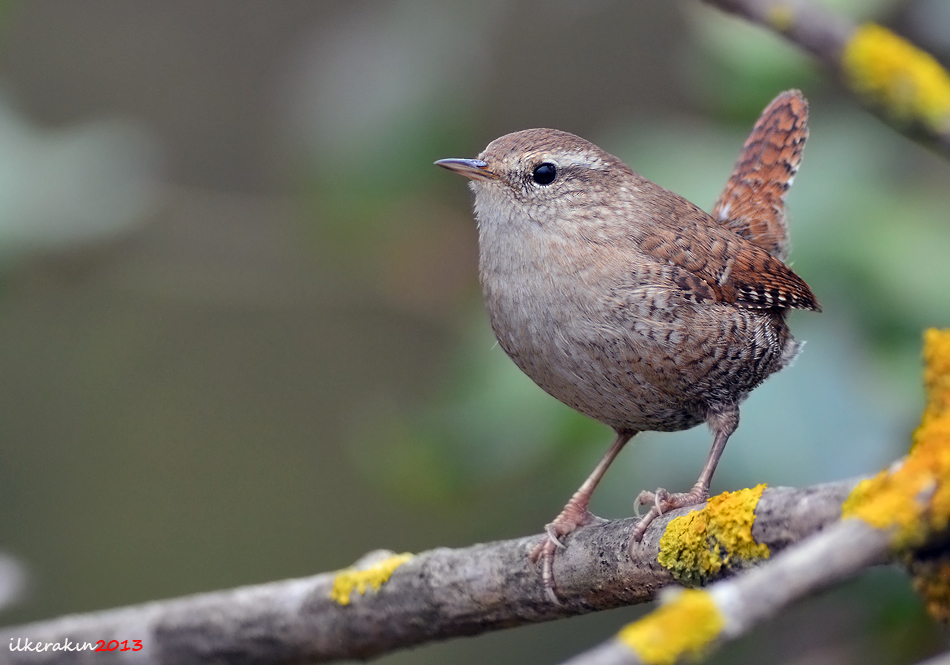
[
  {"xmin": 529, "ymin": 507, "xmax": 603, "ymax": 603},
  {"xmin": 629, "ymin": 486, "xmax": 709, "ymax": 544}
]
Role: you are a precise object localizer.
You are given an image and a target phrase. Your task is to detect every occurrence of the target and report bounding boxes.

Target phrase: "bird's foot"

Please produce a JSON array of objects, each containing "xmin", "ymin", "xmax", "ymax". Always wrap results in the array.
[
  {"xmin": 529, "ymin": 503, "xmax": 607, "ymax": 604},
  {"xmin": 629, "ymin": 486, "xmax": 709, "ymax": 544}
]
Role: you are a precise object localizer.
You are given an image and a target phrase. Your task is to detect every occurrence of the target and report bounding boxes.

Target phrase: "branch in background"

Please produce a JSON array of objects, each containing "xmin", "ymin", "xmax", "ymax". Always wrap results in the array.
[
  {"xmin": 917, "ymin": 649, "xmax": 950, "ymax": 665},
  {"xmin": 559, "ymin": 328, "xmax": 950, "ymax": 665},
  {"xmin": 0, "ymin": 553, "xmax": 28, "ymax": 615},
  {"xmin": 560, "ymin": 518, "xmax": 891, "ymax": 665},
  {"xmin": 0, "ymin": 480, "xmax": 856, "ymax": 665},
  {"xmin": 704, "ymin": 0, "xmax": 950, "ymax": 154}
]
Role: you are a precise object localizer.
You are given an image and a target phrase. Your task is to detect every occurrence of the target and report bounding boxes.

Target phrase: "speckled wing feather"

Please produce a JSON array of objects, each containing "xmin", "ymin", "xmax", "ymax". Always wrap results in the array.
[
  {"xmin": 717, "ymin": 239, "xmax": 820, "ymax": 311},
  {"xmin": 639, "ymin": 216, "xmax": 820, "ymax": 312},
  {"xmin": 712, "ymin": 90, "xmax": 809, "ymax": 261}
]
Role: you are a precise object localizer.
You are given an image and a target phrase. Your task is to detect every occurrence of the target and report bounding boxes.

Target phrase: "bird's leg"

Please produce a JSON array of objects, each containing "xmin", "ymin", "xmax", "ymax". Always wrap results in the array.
[
  {"xmin": 530, "ymin": 430, "xmax": 634, "ymax": 603},
  {"xmin": 630, "ymin": 405, "xmax": 739, "ymax": 544}
]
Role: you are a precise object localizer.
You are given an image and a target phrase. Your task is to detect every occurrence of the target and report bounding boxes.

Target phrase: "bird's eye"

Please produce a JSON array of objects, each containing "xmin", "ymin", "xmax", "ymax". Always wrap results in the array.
[{"xmin": 532, "ymin": 163, "xmax": 557, "ymax": 186}]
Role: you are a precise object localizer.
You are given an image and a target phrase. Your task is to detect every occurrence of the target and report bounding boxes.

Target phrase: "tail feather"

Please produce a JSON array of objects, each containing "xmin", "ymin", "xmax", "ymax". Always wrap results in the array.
[{"xmin": 712, "ymin": 90, "xmax": 809, "ymax": 262}]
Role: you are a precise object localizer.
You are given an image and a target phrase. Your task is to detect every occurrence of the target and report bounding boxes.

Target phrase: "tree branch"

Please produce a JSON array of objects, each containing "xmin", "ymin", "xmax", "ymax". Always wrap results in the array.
[
  {"xmin": 0, "ymin": 480, "xmax": 857, "ymax": 664},
  {"xmin": 559, "ymin": 518, "xmax": 891, "ymax": 665},
  {"xmin": 0, "ymin": 554, "xmax": 27, "ymax": 615},
  {"xmin": 916, "ymin": 649, "xmax": 950, "ymax": 665},
  {"xmin": 703, "ymin": 0, "xmax": 950, "ymax": 155}
]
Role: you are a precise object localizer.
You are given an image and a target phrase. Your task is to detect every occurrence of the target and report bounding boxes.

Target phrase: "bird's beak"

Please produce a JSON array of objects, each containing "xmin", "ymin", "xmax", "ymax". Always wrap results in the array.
[{"xmin": 434, "ymin": 158, "xmax": 498, "ymax": 182}]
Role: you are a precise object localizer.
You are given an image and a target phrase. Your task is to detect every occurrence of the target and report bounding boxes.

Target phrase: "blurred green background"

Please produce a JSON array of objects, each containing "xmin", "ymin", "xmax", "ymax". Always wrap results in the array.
[{"xmin": 0, "ymin": 0, "xmax": 948, "ymax": 663}]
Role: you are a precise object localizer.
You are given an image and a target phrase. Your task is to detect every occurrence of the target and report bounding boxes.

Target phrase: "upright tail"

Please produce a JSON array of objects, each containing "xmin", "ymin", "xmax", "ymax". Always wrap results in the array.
[{"xmin": 712, "ymin": 90, "xmax": 809, "ymax": 262}]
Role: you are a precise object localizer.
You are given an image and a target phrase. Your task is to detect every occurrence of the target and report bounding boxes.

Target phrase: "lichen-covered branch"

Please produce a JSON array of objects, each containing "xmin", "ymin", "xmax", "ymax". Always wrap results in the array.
[
  {"xmin": 0, "ymin": 480, "xmax": 856, "ymax": 665},
  {"xmin": 703, "ymin": 0, "xmax": 950, "ymax": 155},
  {"xmin": 560, "ymin": 517, "xmax": 891, "ymax": 665},
  {"xmin": 559, "ymin": 328, "xmax": 950, "ymax": 665}
]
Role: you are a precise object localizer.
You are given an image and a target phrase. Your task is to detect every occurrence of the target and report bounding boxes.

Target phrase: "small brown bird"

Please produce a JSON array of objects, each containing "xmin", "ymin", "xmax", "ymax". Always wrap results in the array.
[{"xmin": 436, "ymin": 91, "xmax": 818, "ymax": 601}]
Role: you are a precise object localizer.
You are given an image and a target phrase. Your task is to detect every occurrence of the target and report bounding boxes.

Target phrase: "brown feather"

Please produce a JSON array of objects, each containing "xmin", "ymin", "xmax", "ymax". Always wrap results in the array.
[
  {"xmin": 712, "ymin": 90, "xmax": 808, "ymax": 261},
  {"xmin": 636, "ymin": 188, "xmax": 820, "ymax": 312}
]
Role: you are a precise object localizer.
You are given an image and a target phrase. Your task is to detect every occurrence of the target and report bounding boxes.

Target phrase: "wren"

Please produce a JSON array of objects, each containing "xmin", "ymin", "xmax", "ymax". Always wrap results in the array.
[{"xmin": 436, "ymin": 90, "xmax": 819, "ymax": 601}]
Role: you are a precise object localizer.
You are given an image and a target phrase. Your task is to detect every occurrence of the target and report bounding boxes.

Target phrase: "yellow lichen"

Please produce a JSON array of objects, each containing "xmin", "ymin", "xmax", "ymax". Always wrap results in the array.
[
  {"xmin": 842, "ymin": 24, "xmax": 950, "ymax": 133},
  {"xmin": 658, "ymin": 484, "xmax": 770, "ymax": 586},
  {"xmin": 911, "ymin": 558, "xmax": 950, "ymax": 624},
  {"xmin": 330, "ymin": 552, "xmax": 414, "ymax": 606},
  {"xmin": 617, "ymin": 589, "xmax": 724, "ymax": 665},
  {"xmin": 842, "ymin": 329, "xmax": 950, "ymax": 549},
  {"xmin": 920, "ymin": 327, "xmax": 950, "ymax": 430},
  {"xmin": 766, "ymin": 5, "xmax": 794, "ymax": 34}
]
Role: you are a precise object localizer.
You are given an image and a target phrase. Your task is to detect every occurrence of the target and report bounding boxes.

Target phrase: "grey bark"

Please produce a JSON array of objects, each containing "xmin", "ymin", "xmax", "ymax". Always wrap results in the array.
[{"xmin": 0, "ymin": 479, "xmax": 858, "ymax": 664}]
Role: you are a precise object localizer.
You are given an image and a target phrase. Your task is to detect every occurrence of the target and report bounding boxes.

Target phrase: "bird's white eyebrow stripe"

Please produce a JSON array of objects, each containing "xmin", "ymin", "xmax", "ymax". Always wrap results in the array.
[
  {"xmin": 526, "ymin": 151, "xmax": 604, "ymax": 171},
  {"xmin": 555, "ymin": 154, "xmax": 604, "ymax": 169}
]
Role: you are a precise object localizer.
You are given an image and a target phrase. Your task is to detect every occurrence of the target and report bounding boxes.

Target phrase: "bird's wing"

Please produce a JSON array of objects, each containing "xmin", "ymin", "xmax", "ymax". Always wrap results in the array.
[{"xmin": 637, "ymin": 213, "xmax": 820, "ymax": 312}]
